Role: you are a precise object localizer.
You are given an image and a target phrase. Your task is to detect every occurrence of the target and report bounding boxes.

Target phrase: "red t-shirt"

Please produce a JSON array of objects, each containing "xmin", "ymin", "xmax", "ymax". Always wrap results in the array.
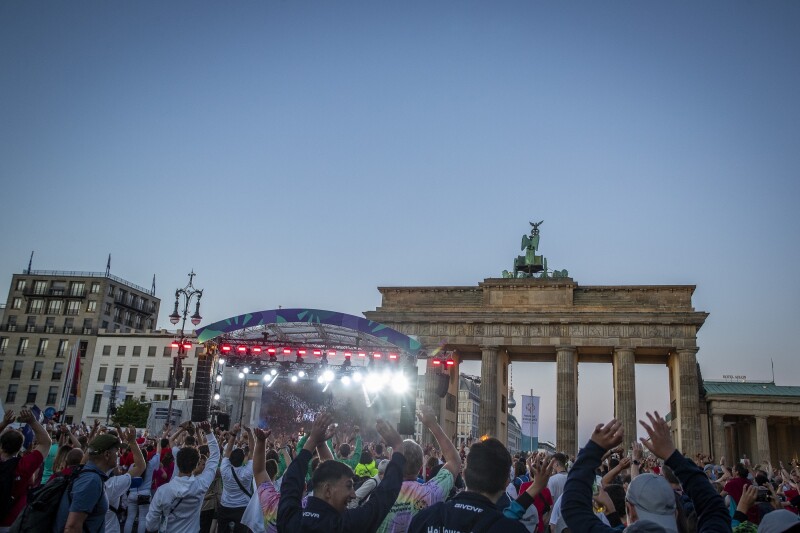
[
  {"xmin": 519, "ymin": 481, "xmax": 554, "ymax": 533},
  {"xmin": 119, "ymin": 450, "xmax": 134, "ymax": 470},
  {"xmin": 1, "ymin": 450, "xmax": 44, "ymax": 527},
  {"xmin": 724, "ymin": 476, "xmax": 751, "ymax": 504}
]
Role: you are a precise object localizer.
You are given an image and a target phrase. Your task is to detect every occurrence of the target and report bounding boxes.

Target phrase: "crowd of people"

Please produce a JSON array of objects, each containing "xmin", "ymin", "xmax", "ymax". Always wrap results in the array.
[{"xmin": 1, "ymin": 405, "xmax": 800, "ymax": 533}]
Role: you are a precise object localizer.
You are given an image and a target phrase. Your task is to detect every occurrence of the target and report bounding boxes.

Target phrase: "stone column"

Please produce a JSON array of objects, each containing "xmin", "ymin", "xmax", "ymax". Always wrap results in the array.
[
  {"xmin": 613, "ymin": 348, "xmax": 637, "ymax": 444},
  {"xmin": 777, "ymin": 424, "xmax": 790, "ymax": 464},
  {"xmin": 556, "ymin": 345, "xmax": 578, "ymax": 456},
  {"xmin": 712, "ymin": 414, "xmax": 726, "ymax": 462},
  {"xmin": 423, "ymin": 356, "xmax": 443, "ymax": 446},
  {"xmin": 674, "ymin": 347, "xmax": 702, "ymax": 456},
  {"xmin": 478, "ymin": 345, "xmax": 499, "ymax": 438},
  {"xmin": 755, "ymin": 416, "xmax": 771, "ymax": 464}
]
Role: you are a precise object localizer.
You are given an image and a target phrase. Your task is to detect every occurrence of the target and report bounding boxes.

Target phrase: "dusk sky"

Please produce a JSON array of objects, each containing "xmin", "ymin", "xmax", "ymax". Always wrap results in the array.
[{"xmin": 2, "ymin": 2, "xmax": 799, "ymax": 444}]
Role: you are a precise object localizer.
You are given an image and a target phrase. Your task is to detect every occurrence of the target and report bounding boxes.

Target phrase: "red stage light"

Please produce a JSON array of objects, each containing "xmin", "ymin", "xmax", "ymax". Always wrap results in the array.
[
  {"xmin": 298, "ymin": 348, "xmax": 307, "ymax": 356},
  {"xmin": 373, "ymin": 352, "xmax": 382, "ymax": 358},
  {"xmin": 252, "ymin": 346, "xmax": 262, "ymax": 354},
  {"xmin": 388, "ymin": 353, "xmax": 398, "ymax": 360},
  {"xmin": 267, "ymin": 347, "xmax": 277, "ymax": 355},
  {"xmin": 344, "ymin": 351, "xmax": 352, "ymax": 358},
  {"xmin": 170, "ymin": 341, "xmax": 180, "ymax": 349},
  {"xmin": 445, "ymin": 359, "xmax": 455, "ymax": 367},
  {"xmin": 220, "ymin": 344, "xmax": 232, "ymax": 353},
  {"xmin": 237, "ymin": 345, "xmax": 247, "ymax": 353},
  {"xmin": 312, "ymin": 349, "xmax": 322, "ymax": 357},
  {"xmin": 182, "ymin": 343, "xmax": 193, "ymax": 351},
  {"xmin": 283, "ymin": 348, "xmax": 292, "ymax": 355},
  {"xmin": 432, "ymin": 359, "xmax": 442, "ymax": 366},
  {"xmin": 357, "ymin": 351, "xmax": 366, "ymax": 358},
  {"xmin": 328, "ymin": 350, "xmax": 337, "ymax": 357}
]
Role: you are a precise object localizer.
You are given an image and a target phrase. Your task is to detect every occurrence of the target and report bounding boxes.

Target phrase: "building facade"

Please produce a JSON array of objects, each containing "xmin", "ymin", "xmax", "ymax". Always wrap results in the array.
[
  {"xmin": 0, "ymin": 270, "xmax": 159, "ymax": 421},
  {"xmin": 457, "ymin": 374, "xmax": 480, "ymax": 445},
  {"xmin": 507, "ymin": 414, "xmax": 523, "ymax": 455},
  {"xmin": 80, "ymin": 330, "xmax": 200, "ymax": 425}
]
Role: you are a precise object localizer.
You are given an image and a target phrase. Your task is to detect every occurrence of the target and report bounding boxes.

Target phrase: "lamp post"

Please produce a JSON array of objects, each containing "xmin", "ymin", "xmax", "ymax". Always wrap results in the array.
[{"xmin": 167, "ymin": 271, "xmax": 203, "ymax": 426}]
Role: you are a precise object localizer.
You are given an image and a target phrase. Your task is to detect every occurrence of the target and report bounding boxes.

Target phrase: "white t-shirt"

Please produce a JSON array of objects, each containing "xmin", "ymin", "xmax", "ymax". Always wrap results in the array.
[
  {"xmin": 549, "ymin": 495, "xmax": 610, "ymax": 533},
  {"xmin": 105, "ymin": 474, "xmax": 133, "ymax": 533},
  {"xmin": 547, "ymin": 471, "xmax": 568, "ymax": 503},
  {"xmin": 220, "ymin": 458, "xmax": 254, "ymax": 508}
]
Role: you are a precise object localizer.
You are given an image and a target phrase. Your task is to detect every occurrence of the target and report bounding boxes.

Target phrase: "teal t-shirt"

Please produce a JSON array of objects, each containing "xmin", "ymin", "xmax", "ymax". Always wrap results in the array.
[{"xmin": 42, "ymin": 443, "xmax": 59, "ymax": 483}]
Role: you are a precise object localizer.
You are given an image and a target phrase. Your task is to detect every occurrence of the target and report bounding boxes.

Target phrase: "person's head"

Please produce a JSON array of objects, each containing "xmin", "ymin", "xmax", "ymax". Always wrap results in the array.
[
  {"xmin": 87, "ymin": 434, "xmax": 122, "ymax": 471},
  {"xmin": 266, "ymin": 459, "xmax": 278, "ymax": 480},
  {"xmin": 374, "ymin": 443, "xmax": 384, "ymax": 456},
  {"xmin": 65, "ymin": 447, "xmax": 84, "ymax": 467},
  {"xmin": 401, "ymin": 439, "xmax": 424, "ymax": 480},
  {"xmin": 176, "ymin": 446, "xmax": 200, "ymax": 475},
  {"xmin": 184, "ymin": 435, "xmax": 196, "ymax": 447},
  {"xmin": 359, "ymin": 449, "xmax": 373, "ymax": 466},
  {"xmin": 553, "ymin": 452, "xmax": 568, "ymax": 471},
  {"xmin": 230, "ymin": 448, "xmax": 245, "ymax": 468},
  {"xmin": 0, "ymin": 429, "xmax": 24, "ymax": 457},
  {"xmin": 463, "ymin": 438, "xmax": 513, "ymax": 502},
  {"xmin": 160, "ymin": 438, "xmax": 169, "ymax": 449},
  {"xmin": 266, "ymin": 449, "xmax": 280, "ymax": 463},
  {"xmin": 426, "ymin": 455, "xmax": 439, "ymax": 471},
  {"xmin": 605, "ymin": 484, "xmax": 627, "ymax": 518},
  {"xmin": 735, "ymin": 463, "xmax": 749, "ymax": 479},
  {"xmin": 198, "ymin": 444, "xmax": 210, "ymax": 457},
  {"xmin": 626, "ymin": 473, "xmax": 678, "ymax": 533},
  {"xmin": 757, "ymin": 509, "xmax": 800, "ymax": 533},
  {"xmin": 339, "ymin": 443, "xmax": 351, "ymax": 459},
  {"xmin": 311, "ymin": 460, "xmax": 355, "ymax": 512},
  {"xmin": 515, "ymin": 460, "xmax": 527, "ymax": 477}
]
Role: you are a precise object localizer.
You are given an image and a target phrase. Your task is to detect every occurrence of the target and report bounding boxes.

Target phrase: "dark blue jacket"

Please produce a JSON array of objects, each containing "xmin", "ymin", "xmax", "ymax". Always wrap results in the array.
[
  {"xmin": 277, "ymin": 448, "xmax": 406, "ymax": 533},
  {"xmin": 408, "ymin": 491, "xmax": 528, "ymax": 533},
  {"xmin": 561, "ymin": 441, "xmax": 731, "ymax": 533}
]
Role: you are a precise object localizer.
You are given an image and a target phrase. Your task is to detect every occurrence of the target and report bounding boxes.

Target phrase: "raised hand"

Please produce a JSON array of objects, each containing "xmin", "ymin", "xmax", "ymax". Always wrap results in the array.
[
  {"xmin": 308, "ymin": 412, "xmax": 334, "ymax": 446},
  {"xmin": 1, "ymin": 410, "xmax": 14, "ymax": 428},
  {"xmin": 632, "ymin": 441, "xmax": 643, "ymax": 462},
  {"xmin": 17, "ymin": 409, "xmax": 36, "ymax": 424},
  {"xmin": 590, "ymin": 419, "xmax": 624, "ymax": 451},
  {"xmin": 527, "ymin": 457, "xmax": 558, "ymax": 497},
  {"xmin": 417, "ymin": 405, "xmax": 438, "ymax": 427},
  {"xmin": 639, "ymin": 411, "xmax": 677, "ymax": 460},
  {"xmin": 199, "ymin": 421, "xmax": 212, "ymax": 434},
  {"xmin": 617, "ymin": 456, "xmax": 632, "ymax": 470},
  {"xmin": 737, "ymin": 485, "xmax": 758, "ymax": 514},
  {"xmin": 254, "ymin": 428, "xmax": 272, "ymax": 441}
]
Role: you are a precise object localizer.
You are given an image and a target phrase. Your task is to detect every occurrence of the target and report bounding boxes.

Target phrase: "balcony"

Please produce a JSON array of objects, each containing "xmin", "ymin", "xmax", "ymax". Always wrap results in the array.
[
  {"xmin": 23, "ymin": 288, "xmax": 86, "ymax": 299},
  {"xmin": 146, "ymin": 380, "xmax": 192, "ymax": 390}
]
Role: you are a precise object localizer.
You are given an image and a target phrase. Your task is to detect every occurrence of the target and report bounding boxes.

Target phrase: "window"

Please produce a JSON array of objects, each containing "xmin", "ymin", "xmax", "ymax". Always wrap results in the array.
[
  {"xmin": 107, "ymin": 284, "xmax": 115, "ymax": 296},
  {"xmin": 87, "ymin": 301, "xmax": 97, "ymax": 312},
  {"xmin": 194, "ymin": 347, "xmax": 203, "ymax": 358},
  {"xmin": 97, "ymin": 367, "xmax": 107, "ymax": 382},
  {"xmin": 128, "ymin": 368, "xmax": 137, "ymax": 383},
  {"xmin": 11, "ymin": 297, "xmax": 22, "ymax": 309},
  {"xmin": 66, "ymin": 301, "xmax": 80, "ymax": 315},
  {"xmin": 32, "ymin": 361, "xmax": 43, "ymax": 380},
  {"xmin": 102, "ymin": 345, "xmax": 111, "ymax": 356},
  {"xmin": 47, "ymin": 386, "xmax": 58, "ymax": 405},
  {"xmin": 33, "ymin": 281, "xmax": 47, "ymax": 295},
  {"xmin": 37, "ymin": 339, "xmax": 48, "ymax": 356},
  {"xmin": 132, "ymin": 346, "xmax": 141, "ymax": 357},
  {"xmin": 17, "ymin": 338, "xmax": 28, "ymax": 355},
  {"xmin": 45, "ymin": 317, "xmax": 55, "ymax": 333},
  {"xmin": 124, "ymin": 311, "xmax": 131, "ymax": 326},
  {"xmin": 26, "ymin": 385, "xmax": 37, "ymax": 404},
  {"xmin": 16, "ymin": 279, "xmax": 26, "ymax": 291},
  {"xmin": 101, "ymin": 321, "xmax": 109, "ymax": 329},
  {"xmin": 148, "ymin": 346, "xmax": 156, "ymax": 357},
  {"xmin": 82, "ymin": 319, "xmax": 92, "ymax": 334},
  {"xmin": 11, "ymin": 361, "xmax": 23, "ymax": 379},
  {"xmin": 134, "ymin": 315, "xmax": 142, "ymax": 329},
  {"xmin": 113, "ymin": 308, "xmax": 121, "ymax": 321},
  {"xmin": 113, "ymin": 367, "xmax": 122, "ymax": 382},
  {"xmin": 143, "ymin": 368, "xmax": 153, "ymax": 383},
  {"xmin": 117, "ymin": 346, "xmax": 126, "ymax": 356},
  {"xmin": 6, "ymin": 384, "xmax": 17, "ymax": 403},
  {"xmin": 90, "ymin": 283, "xmax": 100, "ymax": 294},
  {"xmin": 48, "ymin": 300, "xmax": 62, "ymax": 314},
  {"xmin": 52, "ymin": 362, "xmax": 64, "ymax": 380},
  {"xmin": 0, "ymin": 338, "xmax": 7, "ymax": 354},
  {"xmin": 63, "ymin": 318, "xmax": 74, "ymax": 333},
  {"xmin": 50, "ymin": 282, "xmax": 65, "ymax": 295},
  {"xmin": 25, "ymin": 316, "xmax": 36, "ymax": 332},
  {"xmin": 125, "ymin": 393, "xmax": 133, "ymax": 402},
  {"xmin": 104, "ymin": 303, "xmax": 111, "ymax": 315},
  {"xmin": 6, "ymin": 315, "xmax": 17, "ymax": 331},
  {"xmin": 184, "ymin": 368, "xmax": 192, "ymax": 388},
  {"xmin": 28, "ymin": 299, "xmax": 44, "ymax": 314},
  {"xmin": 69, "ymin": 282, "xmax": 85, "ymax": 297},
  {"xmin": 163, "ymin": 346, "xmax": 171, "ymax": 357},
  {"xmin": 56, "ymin": 339, "xmax": 69, "ymax": 357},
  {"xmin": 91, "ymin": 393, "xmax": 102, "ymax": 413}
]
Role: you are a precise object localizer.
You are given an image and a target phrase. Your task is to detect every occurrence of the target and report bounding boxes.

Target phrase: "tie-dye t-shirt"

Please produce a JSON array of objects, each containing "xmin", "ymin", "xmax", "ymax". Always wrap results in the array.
[
  {"xmin": 377, "ymin": 468, "xmax": 454, "ymax": 533},
  {"xmin": 258, "ymin": 481, "xmax": 280, "ymax": 533}
]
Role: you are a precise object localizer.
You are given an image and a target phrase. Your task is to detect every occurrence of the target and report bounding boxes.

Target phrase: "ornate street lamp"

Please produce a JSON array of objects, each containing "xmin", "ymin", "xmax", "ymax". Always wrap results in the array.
[{"xmin": 167, "ymin": 271, "xmax": 203, "ymax": 426}]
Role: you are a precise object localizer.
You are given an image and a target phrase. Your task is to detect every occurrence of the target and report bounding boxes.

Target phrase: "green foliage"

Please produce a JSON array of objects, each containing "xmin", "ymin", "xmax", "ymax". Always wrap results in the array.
[{"xmin": 110, "ymin": 398, "xmax": 150, "ymax": 427}]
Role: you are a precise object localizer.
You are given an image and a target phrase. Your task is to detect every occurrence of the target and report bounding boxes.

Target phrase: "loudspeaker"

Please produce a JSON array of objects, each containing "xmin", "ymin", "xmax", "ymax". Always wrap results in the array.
[
  {"xmin": 436, "ymin": 372, "xmax": 449, "ymax": 398},
  {"xmin": 398, "ymin": 375, "xmax": 417, "ymax": 435}
]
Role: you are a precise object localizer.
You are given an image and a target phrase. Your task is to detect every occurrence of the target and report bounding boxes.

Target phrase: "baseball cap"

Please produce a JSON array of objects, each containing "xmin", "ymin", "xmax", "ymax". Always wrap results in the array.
[
  {"xmin": 377, "ymin": 459, "xmax": 390, "ymax": 474},
  {"xmin": 758, "ymin": 510, "xmax": 800, "ymax": 533},
  {"xmin": 88, "ymin": 434, "xmax": 121, "ymax": 454},
  {"xmin": 625, "ymin": 520, "xmax": 668, "ymax": 533},
  {"xmin": 626, "ymin": 473, "xmax": 678, "ymax": 533}
]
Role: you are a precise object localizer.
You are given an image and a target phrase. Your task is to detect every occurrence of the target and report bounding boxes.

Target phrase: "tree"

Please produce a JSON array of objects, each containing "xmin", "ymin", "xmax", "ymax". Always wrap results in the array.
[{"xmin": 111, "ymin": 398, "xmax": 150, "ymax": 428}]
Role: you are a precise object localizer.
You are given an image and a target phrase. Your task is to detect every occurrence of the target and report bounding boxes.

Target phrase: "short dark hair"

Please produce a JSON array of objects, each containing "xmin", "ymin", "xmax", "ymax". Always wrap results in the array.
[
  {"xmin": 0, "ymin": 430, "xmax": 23, "ymax": 455},
  {"xmin": 464, "ymin": 438, "xmax": 512, "ymax": 495},
  {"xmin": 339, "ymin": 443, "xmax": 351, "ymax": 458},
  {"xmin": 184, "ymin": 435, "xmax": 196, "ymax": 447},
  {"xmin": 735, "ymin": 463, "xmax": 749, "ymax": 478},
  {"xmin": 176, "ymin": 447, "xmax": 200, "ymax": 474},
  {"xmin": 230, "ymin": 448, "xmax": 245, "ymax": 468},
  {"xmin": 359, "ymin": 449, "xmax": 373, "ymax": 465},
  {"xmin": 66, "ymin": 448, "xmax": 84, "ymax": 467},
  {"xmin": 374, "ymin": 443, "xmax": 384, "ymax": 455},
  {"xmin": 266, "ymin": 459, "xmax": 279, "ymax": 480},
  {"xmin": 266, "ymin": 449, "xmax": 279, "ymax": 463},
  {"xmin": 553, "ymin": 453, "xmax": 568, "ymax": 467},
  {"xmin": 662, "ymin": 465, "xmax": 680, "ymax": 485},
  {"xmin": 198, "ymin": 445, "xmax": 210, "ymax": 456},
  {"xmin": 160, "ymin": 438, "xmax": 169, "ymax": 449},
  {"xmin": 312, "ymin": 459, "xmax": 353, "ymax": 487},
  {"xmin": 605, "ymin": 484, "xmax": 626, "ymax": 517},
  {"xmin": 515, "ymin": 460, "xmax": 527, "ymax": 477}
]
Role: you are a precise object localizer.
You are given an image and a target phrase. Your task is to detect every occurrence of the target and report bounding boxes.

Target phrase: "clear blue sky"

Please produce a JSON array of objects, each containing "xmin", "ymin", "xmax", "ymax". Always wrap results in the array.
[{"xmin": 2, "ymin": 2, "xmax": 799, "ymax": 444}]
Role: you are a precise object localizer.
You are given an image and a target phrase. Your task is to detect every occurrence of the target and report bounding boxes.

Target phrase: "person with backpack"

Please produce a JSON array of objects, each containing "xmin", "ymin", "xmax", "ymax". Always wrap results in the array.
[
  {"xmin": 0, "ymin": 408, "xmax": 53, "ymax": 531},
  {"xmin": 348, "ymin": 459, "xmax": 389, "ymax": 509},
  {"xmin": 52, "ymin": 432, "xmax": 123, "ymax": 533},
  {"xmin": 219, "ymin": 423, "xmax": 255, "ymax": 533}
]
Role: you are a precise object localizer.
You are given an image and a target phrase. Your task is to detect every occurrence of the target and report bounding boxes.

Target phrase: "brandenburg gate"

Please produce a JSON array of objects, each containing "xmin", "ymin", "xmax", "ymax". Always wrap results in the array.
[{"xmin": 364, "ymin": 223, "xmax": 709, "ymax": 456}]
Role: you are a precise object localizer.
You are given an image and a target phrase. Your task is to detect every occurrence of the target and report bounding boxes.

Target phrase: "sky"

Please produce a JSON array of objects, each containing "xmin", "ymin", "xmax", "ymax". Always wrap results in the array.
[{"xmin": 1, "ymin": 2, "xmax": 799, "ymax": 445}]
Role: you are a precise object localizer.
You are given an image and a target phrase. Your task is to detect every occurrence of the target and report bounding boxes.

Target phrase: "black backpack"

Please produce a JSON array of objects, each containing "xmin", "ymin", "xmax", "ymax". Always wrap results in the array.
[
  {"xmin": 9, "ymin": 465, "xmax": 103, "ymax": 533},
  {"xmin": 0, "ymin": 456, "xmax": 22, "ymax": 521}
]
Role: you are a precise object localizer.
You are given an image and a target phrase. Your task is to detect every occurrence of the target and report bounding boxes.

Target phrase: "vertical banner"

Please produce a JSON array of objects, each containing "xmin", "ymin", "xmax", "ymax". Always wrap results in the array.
[{"xmin": 521, "ymin": 394, "xmax": 540, "ymax": 451}]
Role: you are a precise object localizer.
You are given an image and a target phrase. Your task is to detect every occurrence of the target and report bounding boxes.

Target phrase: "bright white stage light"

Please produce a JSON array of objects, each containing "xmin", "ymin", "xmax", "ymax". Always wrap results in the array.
[
  {"xmin": 380, "ymin": 369, "xmax": 392, "ymax": 385},
  {"xmin": 218, "ymin": 358, "xmax": 225, "ymax": 365},
  {"xmin": 213, "ymin": 393, "xmax": 220, "ymax": 400},
  {"xmin": 216, "ymin": 375, "xmax": 223, "ymax": 382},
  {"xmin": 365, "ymin": 373, "xmax": 381, "ymax": 393},
  {"xmin": 263, "ymin": 374, "xmax": 271, "ymax": 382},
  {"xmin": 317, "ymin": 376, "xmax": 324, "ymax": 384},
  {"xmin": 243, "ymin": 367, "xmax": 250, "ymax": 374},
  {"xmin": 352, "ymin": 371, "xmax": 362, "ymax": 383},
  {"xmin": 298, "ymin": 370, "xmax": 306, "ymax": 378},
  {"xmin": 291, "ymin": 375, "xmax": 298, "ymax": 383},
  {"xmin": 270, "ymin": 368, "xmax": 278, "ymax": 376},
  {"xmin": 238, "ymin": 372, "xmax": 245, "ymax": 379},
  {"xmin": 392, "ymin": 373, "xmax": 409, "ymax": 393},
  {"xmin": 323, "ymin": 370, "xmax": 335, "ymax": 383},
  {"xmin": 341, "ymin": 376, "xmax": 351, "ymax": 386}
]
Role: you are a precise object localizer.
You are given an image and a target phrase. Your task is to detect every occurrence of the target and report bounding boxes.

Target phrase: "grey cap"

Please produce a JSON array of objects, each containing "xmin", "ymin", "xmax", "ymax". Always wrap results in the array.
[
  {"xmin": 758, "ymin": 510, "xmax": 800, "ymax": 533},
  {"xmin": 626, "ymin": 474, "xmax": 677, "ymax": 533},
  {"xmin": 625, "ymin": 520, "xmax": 668, "ymax": 533}
]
